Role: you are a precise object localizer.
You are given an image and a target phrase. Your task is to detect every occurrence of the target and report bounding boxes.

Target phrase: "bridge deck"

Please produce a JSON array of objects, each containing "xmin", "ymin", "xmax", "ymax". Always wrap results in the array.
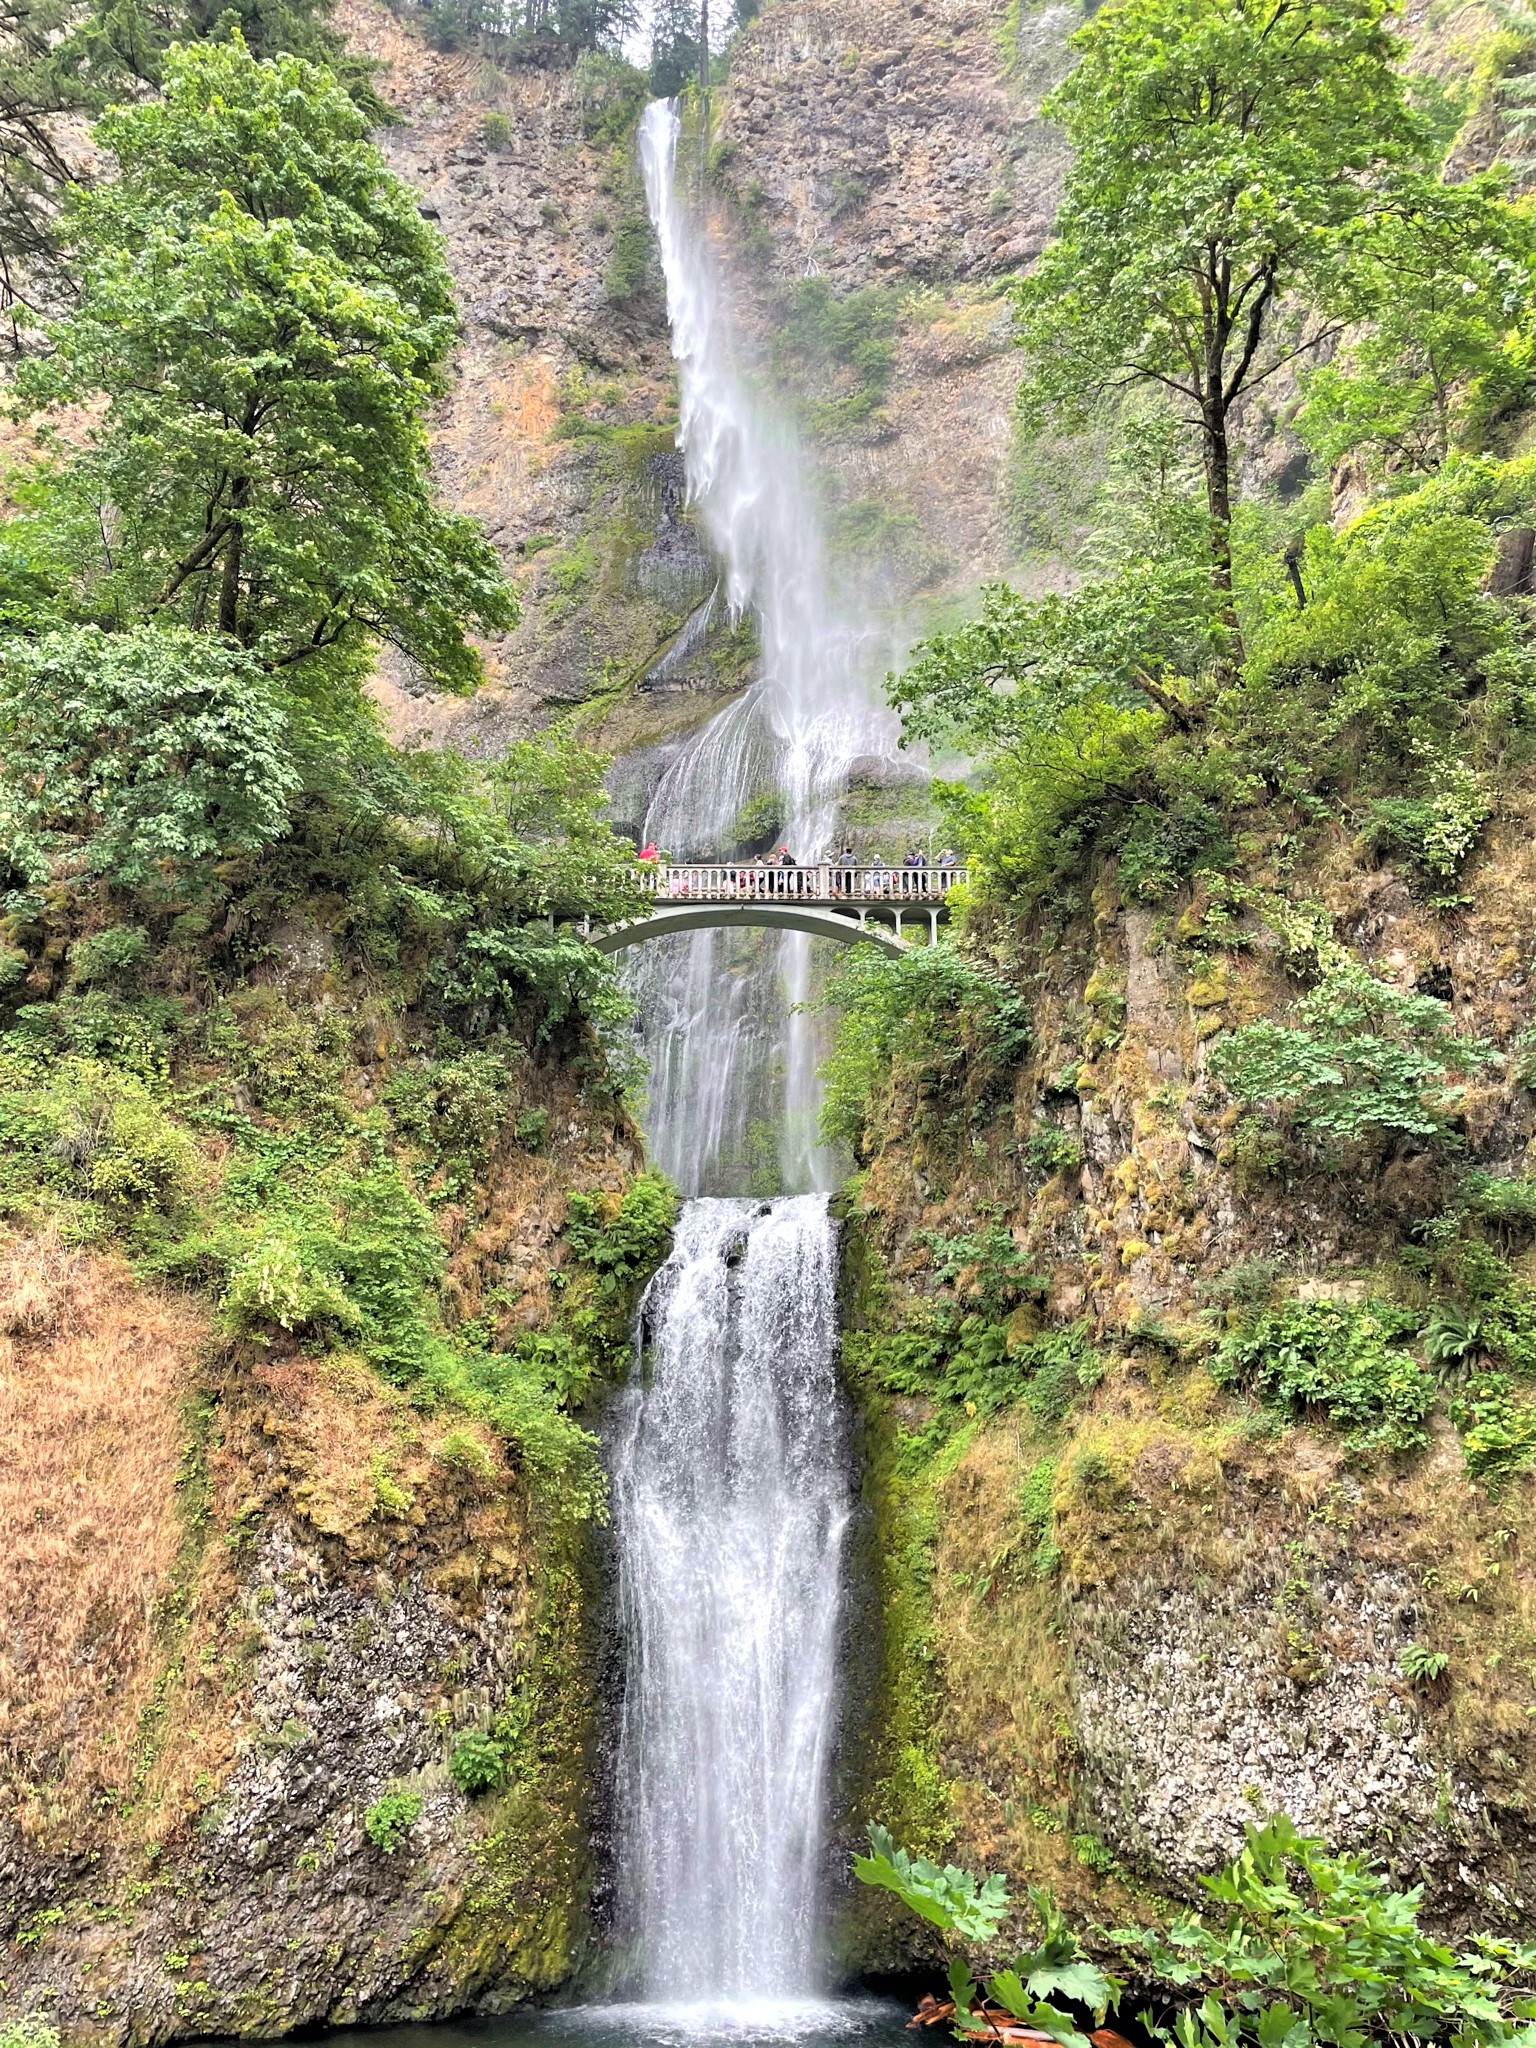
[
  {"xmin": 637, "ymin": 861, "xmax": 960, "ymax": 907},
  {"xmin": 580, "ymin": 862, "xmax": 958, "ymax": 956}
]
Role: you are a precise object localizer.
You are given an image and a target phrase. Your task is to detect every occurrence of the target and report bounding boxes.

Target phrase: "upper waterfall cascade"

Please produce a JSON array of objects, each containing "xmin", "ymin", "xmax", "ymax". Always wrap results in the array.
[{"xmin": 625, "ymin": 97, "xmax": 904, "ymax": 1199}]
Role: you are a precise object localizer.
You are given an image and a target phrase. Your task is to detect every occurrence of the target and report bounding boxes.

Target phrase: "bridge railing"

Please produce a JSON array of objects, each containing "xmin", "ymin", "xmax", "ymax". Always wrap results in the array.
[{"xmin": 638, "ymin": 862, "xmax": 961, "ymax": 903}]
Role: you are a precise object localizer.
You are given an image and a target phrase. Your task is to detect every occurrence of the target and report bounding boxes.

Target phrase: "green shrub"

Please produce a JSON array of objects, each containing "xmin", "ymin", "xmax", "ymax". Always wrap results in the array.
[
  {"xmin": 1450, "ymin": 1372, "xmax": 1536, "ymax": 1489},
  {"xmin": 422, "ymin": 2, "xmax": 464, "ymax": 48},
  {"xmin": 383, "ymin": 1046, "xmax": 518, "ymax": 1191},
  {"xmin": 1241, "ymin": 484, "xmax": 1536, "ymax": 799},
  {"xmin": 1025, "ymin": 1120, "xmax": 1083, "ymax": 1178},
  {"xmin": 447, "ymin": 1728, "xmax": 509, "ymax": 1795},
  {"xmin": 1116, "ymin": 792, "xmax": 1230, "ymax": 903},
  {"xmin": 69, "ymin": 924, "xmax": 150, "ymax": 989},
  {"xmin": 0, "ymin": 1056, "xmax": 207, "ymax": 1225},
  {"xmin": 1209, "ymin": 959, "xmax": 1492, "ymax": 1147},
  {"xmin": 1021, "ymin": 1323, "xmax": 1104, "ymax": 1423},
  {"xmin": 479, "ymin": 110, "xmax": 511, "ymax": 148},
  {"xmin": 773, "ymin": 276, "xmax": 901, "ymax": 436},
  {"xmin": 1398, "ymin": 1641, "xmax": 1449, "ymax": 1684},
  {"xmin": 1214, "ymin": 1298, "xmax": 1432, "ymax": 1454},
  {"xmin": 434, "ymin": 1427, "xmax": 496, "ymax": 1477},
  {"xmin": 0, "ymin": 2021, "xmax": 61, "ymax": 2048},
  {"xmin": 571, "ymin": 49, "xmax": 648, "ymax": 141},
  {"xmin": 603, "ymin": 216, "xmax": 651, "ymax": 302},
  {"xmin": 564, "ymin": 1170, "xmax": 678, "ymax": 1296},
  {"xmin": 221, "ymin": 1230, "xmax": 358, "ymax": 1338},
  {"xmin": 1364, "ymin": 758, "xmax": 1492, "ymax": 881},
  {"xmin": 817, "ymin": 943, "xmax": 1030, "ymax": 1151},
  {"xmin": 1461, "ymin": 1171, "xmax": 1536, "ymax": 1237},
  {"xmin": 1073, "ymin": 1831, "xmax": 1117, "ymax": 1874},
  {"xmin": 363, "ymin": 1789, "xmax": 422, "ymax": 1852},
  {"xmin": 0, "ymin": 625, "xmax": 297, "ymax": 888},
  {"xmin": 1021, "ymin": 1456, "xmax": 1061, "ymax": 1576},
  {"xmin": 1109, "ymin": 1813, "xmax": 1536, "ymax": 2048},
  {"xmin": 728, "ymin": 788, "xmax": 784, "ymax": 852},
  {"xmin": 854, "ymin": 1824, "xmax": 1113, "ymax": 2035}
]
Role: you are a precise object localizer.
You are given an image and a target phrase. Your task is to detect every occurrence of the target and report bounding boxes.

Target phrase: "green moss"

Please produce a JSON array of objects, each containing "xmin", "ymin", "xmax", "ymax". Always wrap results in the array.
[
  {"xmin": 435, "ymin": 1525, "xmax": 600, "ymax": 1990},
  {"xmin": 832, "ymin": 1214, "xmax": 956, "ymax": 1970}
]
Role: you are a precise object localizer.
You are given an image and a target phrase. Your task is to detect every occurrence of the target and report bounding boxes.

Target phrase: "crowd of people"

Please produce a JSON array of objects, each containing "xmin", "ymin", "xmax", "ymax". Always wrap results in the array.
[{"xmin": 634, "ymin": 841, "xmax": 961, "ymax": 897}]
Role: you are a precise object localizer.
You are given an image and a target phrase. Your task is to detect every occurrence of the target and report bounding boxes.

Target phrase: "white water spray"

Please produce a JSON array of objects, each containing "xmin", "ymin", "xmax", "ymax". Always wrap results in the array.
[
  {"xmin": 611, "ymin": 1196, "xmax": 851, "ymax": 1997},
  {"xmin": 629, "ymin": 99, "xmax": 901, "ymax": 1197}
]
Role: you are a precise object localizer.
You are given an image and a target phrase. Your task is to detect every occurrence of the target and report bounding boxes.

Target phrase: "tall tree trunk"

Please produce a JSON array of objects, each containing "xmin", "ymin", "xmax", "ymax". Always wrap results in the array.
[
  {"xmin": 698, "ymin": 0, "xmax": 708, "ymax": 96},
  {"xmin": 1202, "ymin": 399, "xmax": 1244, "ymax": 668},
  {"xmin": 217, "ymin": 520, "xmax": 242, "ymax": 637},
  {"xmin": 218, "ymin": 476, "xmax": 248, "ymax": 639}
]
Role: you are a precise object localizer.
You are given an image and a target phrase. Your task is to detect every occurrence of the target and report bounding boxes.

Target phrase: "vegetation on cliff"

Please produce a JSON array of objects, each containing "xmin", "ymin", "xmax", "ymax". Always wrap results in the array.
[
  {"xmin": 823, "ymin": 0, "xmax": 1536, "ymax": 1944},
  {"xmin": 0, "ymin": 20, "xmax": 661, "ymax": 1511},
  {"xmin": 0, "ymin": 4, "xmax": 676, "ymax": 2025}
]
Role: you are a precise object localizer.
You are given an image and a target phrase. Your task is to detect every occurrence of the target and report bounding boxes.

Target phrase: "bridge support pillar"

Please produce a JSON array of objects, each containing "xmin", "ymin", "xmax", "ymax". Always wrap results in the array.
[
  {"xmin": 929, "ymin": 910, "xmax": 939, "ymax": 943},
  {"xmin": 857, "ymin": 910, "xmax": 868, "ymax": 930},
  {"xmin": 893, "ymin": 909, "xmax": 903, "ymax": 941}
]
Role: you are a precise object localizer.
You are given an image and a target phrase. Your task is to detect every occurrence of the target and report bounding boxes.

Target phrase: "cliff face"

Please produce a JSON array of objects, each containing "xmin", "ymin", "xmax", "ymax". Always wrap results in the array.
[
  {"xmin": 833, "ymin": 804, "xmax": 1536, "ymax": 1962},
  {"xmin": 0, "ymin": 1053, "xmax": 648, "ymax": 2045},
  {"xmin": 345, "ymin": 0, "xmax": 1071, "ymax": 818}
]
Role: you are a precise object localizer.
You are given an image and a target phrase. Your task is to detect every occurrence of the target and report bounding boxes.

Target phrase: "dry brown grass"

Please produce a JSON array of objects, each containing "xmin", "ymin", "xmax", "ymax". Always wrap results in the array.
[{"xmin": 0, "ymin": 1230, "xmax": 206, "ymax": 1839}]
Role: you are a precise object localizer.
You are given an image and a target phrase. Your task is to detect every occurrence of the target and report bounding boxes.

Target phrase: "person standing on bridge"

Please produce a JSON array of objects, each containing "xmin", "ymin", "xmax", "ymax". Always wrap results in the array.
[{"xmin": 775, "ymin": 845, "xmax": 798, "ymax": 897}]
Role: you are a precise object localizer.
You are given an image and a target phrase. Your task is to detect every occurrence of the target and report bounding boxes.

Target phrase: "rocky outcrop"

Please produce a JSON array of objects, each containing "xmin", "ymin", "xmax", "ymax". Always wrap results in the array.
[
  {"xmin": 342, "ymin": 0, "xmax": 1073, "ymax": 790},
  {"xmin": 0, "ymin": 1056, "xmax": 645, "ymax": 2043}
]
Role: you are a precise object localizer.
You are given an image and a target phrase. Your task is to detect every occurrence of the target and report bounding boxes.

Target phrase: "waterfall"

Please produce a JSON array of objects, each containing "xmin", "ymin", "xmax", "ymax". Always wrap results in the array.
[
  {"xmin": 627, "ymin": 98, "xmax": 901, "ymax": 1199},
  {"xmin": 597, "ymin": 99, "xmax": 894, "ymax": 2023},
  {"xmin": 610, "ymin": 1196, "xmax": 851, "ymax": 2000}
]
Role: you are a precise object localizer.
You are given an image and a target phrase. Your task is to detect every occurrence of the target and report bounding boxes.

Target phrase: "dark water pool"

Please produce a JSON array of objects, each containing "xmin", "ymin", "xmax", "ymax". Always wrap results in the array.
[{"xmin": 272, "ymin": 1997, "xmax": 915, "ymax": 2048}]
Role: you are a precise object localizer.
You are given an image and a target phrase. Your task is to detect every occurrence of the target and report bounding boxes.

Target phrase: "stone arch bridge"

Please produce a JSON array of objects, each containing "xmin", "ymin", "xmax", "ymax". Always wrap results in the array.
[{"xmin": 573, "ymin": 862, "xmax": 959, "ymax": 958}]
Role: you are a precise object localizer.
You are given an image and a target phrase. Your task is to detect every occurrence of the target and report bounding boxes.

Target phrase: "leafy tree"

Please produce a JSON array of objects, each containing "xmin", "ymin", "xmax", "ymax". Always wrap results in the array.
[
  {"xmin": 412, "ymin": 0, "xmax": 635, "ymax": 60},
  {"xmin": 0, "ymin": 624, "xmax": 297, "ymax": 888},
  {"xmin": 0, "ymin": 0, "xmax": 86, "ymax": 345},
  {"xmin": 1015, "ymin": 0, "xmax": 1512, "ymax": 634},
  {"xmin": 63, "ymin": 0, "xmax": 388, "ymax": 113},
  {"xmin": 1235, "ymin": 461, "xmax": 1536, "ymax": 831},
  {"xmin": 1295, "ymin": 177, "xmax": 1536, "ymax": 477},
  {"xmin": 19, "ymin": 37, "xmax": 516, "ymax": 688}
]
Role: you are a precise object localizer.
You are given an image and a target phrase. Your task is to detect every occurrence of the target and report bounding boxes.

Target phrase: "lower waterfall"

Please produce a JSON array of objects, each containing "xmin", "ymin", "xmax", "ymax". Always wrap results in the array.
[{"xmin": 609, "ymin": 1196, "xmax": 852, "ymax": 2001}]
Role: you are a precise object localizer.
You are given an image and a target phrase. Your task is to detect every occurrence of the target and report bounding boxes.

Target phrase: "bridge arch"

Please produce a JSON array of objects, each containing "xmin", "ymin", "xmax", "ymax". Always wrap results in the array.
[{"xmin": 590, "ymin": 903, "xmax": 910, "ymax": 957}]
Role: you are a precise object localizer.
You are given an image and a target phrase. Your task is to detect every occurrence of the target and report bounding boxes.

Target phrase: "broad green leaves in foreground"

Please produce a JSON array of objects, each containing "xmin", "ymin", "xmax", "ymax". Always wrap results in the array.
[
  {"xmin": 859, "ymin": 1816, "xmax": 1536, "ymax": 2048},
  {"xmin": 853, "ymin": 1825, "xmax": 1113, "ymax": 2046},
  {"xmin": 854, "ymin": 1825, "xmax": 1011, "ymax": 1941}
]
